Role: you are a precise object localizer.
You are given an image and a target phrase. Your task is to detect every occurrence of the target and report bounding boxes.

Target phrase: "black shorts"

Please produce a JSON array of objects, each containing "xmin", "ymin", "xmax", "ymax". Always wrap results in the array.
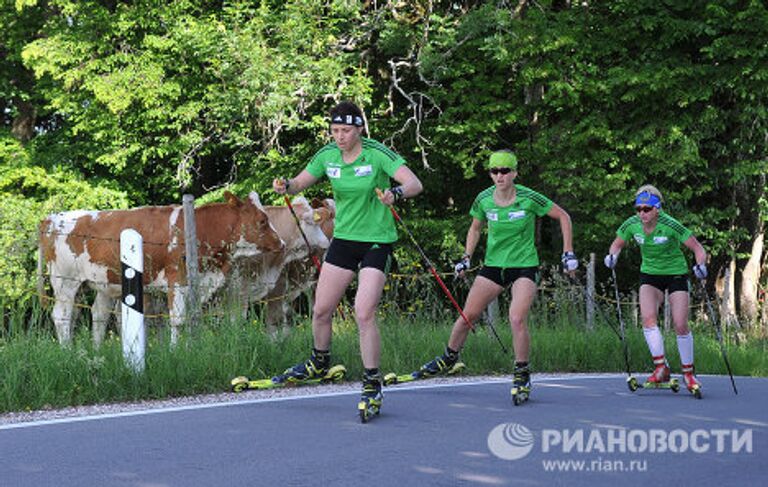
[
  {"xmin": 324, "ymin": 238, "xmax": 393, "ymax": 273},
  {"xmin": 478, "ymin": 266, "xmax": 539, "ymax": 288},
  {"xmin": 640, "ymin": 273, "xmax": 689, "ymax": 294}
]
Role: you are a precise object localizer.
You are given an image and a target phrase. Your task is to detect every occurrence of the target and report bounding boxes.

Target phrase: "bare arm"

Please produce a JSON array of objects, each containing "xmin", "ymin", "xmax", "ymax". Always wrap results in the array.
[
  {"xmin": 463, "ymin": 218, "xmax": 484, "ymax": 261},
  {"xmin": 683, "ymin": 235, "xmax": 707, "ymax": 266},
  {"xmin": 378, "ymin": 165, "xmax": 423, "ymax": 205},
  {"xmin": 608, "ymin": 236, "xmax": 627, "ymax": 257},
  {"xmin": 273, "ymin": 170, "xmax": 319, "ymax": 195},
  {"xmin": 547, "ymin": 203, "xmax": 574, "ymax": 253}
]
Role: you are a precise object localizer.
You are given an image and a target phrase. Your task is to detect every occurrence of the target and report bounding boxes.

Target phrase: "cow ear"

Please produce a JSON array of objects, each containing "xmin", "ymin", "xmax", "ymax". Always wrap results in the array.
[
  {"xmin": 323, "ymin": 198, "xmax": 336, "ymax": 215},
  {"xmin": 247, "ymin": 191, "xmax": 263, "ymax": 209},
  {"xmin": 223, "ymin": 191, "xmax": 241, "ymax": 207}
]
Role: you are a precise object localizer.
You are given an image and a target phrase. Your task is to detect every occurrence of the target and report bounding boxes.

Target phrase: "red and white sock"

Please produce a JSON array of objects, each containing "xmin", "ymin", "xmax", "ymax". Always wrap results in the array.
[
  {"xmin": 643, "ymin": 325, "xmax": 665, "ymax": 357},
  {"xmin": 677, "ymin": 332, "xmax": 694, "ymax": 367}
]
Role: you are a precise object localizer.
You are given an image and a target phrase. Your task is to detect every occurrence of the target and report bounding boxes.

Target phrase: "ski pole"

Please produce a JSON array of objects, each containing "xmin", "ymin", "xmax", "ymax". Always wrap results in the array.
[
  {"xmin": 284, "ymin": 195, "xmax": 347, "ymax": 321},
  {"xmin": 697, "ymin": 280, "xmax": 738, "ymax": 395},
  {"xmin": 376, "ymin": 189, "xmax": 509, "ymax": 355},
  {"xmin": 610, "ymin": 269, "xmax": 639, "ymax": 390}
]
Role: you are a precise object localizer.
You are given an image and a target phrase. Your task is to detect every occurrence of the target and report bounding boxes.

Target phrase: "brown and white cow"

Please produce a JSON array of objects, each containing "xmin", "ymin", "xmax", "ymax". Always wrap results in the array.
[
  {"xmin": 39, "ymin": 191, "xmax": 284, "ymax": 345},
  {"xmin": 237, "ymin": 197, "xmax": 335, "ymax": 330}
]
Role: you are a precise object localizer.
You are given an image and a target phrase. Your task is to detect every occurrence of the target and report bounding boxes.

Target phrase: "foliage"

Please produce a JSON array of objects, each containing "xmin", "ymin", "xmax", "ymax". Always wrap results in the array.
[
  {"xmin": 1, "ymin": 302, "xmax": 765, "ymax": 414},
  {"xmin": 0, "ymin": 0, "xmax": 765, "ymax": 317}
]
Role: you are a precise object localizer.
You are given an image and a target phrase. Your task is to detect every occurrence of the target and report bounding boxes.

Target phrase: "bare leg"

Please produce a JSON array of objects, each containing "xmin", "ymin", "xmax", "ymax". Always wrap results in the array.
[
  {"xmin": 508, "ymin": 278, "xmax": 537, "ymax": 362},
  {"xmin": 447, "ymin": 276, "xmax": 504, "ymax": 351},
  {"xmin": 355, "ymin": 267, "xmax": 387, "ymax": 369},
  {"xmin": 311, "ymin": 262, "xmax": 355, "ymax": 350}
]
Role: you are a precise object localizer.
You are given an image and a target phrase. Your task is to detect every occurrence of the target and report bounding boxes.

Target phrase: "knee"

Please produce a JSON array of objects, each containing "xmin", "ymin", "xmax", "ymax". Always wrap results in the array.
[
  {"xmin": 354, "ymin": 305, "xmax": 376, "ymax": 326},
  {"xmin": 509, "ymin": 313, "xmax": 527, "ymax": 331},
  {"xmin": 312, "ymin": 302, "xmax": 334, "ymax": 322}
]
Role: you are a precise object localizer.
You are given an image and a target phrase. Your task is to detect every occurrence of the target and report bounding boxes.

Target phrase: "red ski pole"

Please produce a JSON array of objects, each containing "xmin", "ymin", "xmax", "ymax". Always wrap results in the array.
[{"xmin": 377, "ymin": 189, "xmax": 509, "ymax": 354}]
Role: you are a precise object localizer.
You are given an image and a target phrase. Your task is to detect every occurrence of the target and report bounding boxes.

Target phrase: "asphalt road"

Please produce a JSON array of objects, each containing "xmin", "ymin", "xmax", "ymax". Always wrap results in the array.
[{"xmin": 0, "ymin": 374, "xmax": 765, "ymax": 487}]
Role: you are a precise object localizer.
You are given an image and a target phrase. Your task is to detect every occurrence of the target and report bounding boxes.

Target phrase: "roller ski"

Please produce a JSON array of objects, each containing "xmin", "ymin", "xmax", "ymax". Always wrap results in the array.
[
  {"xmin": 358, "ymin": 372, "xmax": 383, "ymax": 423},
  {"xmin": 510, "ymin": 363, "xmax": 531, "ymax": 406},
  {"xmin": 682, "ymin": 364, "xmax": 703, "ymax": 399},
  {"xmin": 637, "ymin": 358, "xmax": 680, "ymax": 393},
  {"xmin": 383, "ymin": 349, "xmax": 466, "ymax": 386},
  {"xmin": 231, "ymin": 350, "xmax": 346, "ymax": 392}
]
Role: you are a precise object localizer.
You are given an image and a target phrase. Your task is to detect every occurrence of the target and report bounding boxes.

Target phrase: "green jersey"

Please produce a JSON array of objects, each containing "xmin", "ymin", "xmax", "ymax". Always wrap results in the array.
[
  {"xmin": 616, "ymin": 211, "xmax": 693, "ymax": 275},
  {"xmin": 470, "ymin": 184, "xmax": 554, "ymax": 267},
  {"xmin": 306, "ymin": 138, "xmax": 405, "ymax": 243}
]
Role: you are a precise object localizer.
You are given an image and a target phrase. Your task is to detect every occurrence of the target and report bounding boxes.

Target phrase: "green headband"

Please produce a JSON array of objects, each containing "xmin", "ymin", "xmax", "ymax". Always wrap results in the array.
[{"xmin": 488, "ymin": 151, "xmax": 518, "ymax": 170}]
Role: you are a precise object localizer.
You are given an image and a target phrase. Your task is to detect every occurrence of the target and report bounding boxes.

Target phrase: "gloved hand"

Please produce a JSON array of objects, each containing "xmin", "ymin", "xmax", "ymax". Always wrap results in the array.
[
  {"xmin": 693, "ymin": 263, "xmax": 707, "ymax": 280},
  {"xmin": 604, "ymin": 253, "xmax": 618, "ymax": 269},
  {"xmin": 454, "ymin": 255, "xmax": 470, "ymax": 277},
  {"xmin": 561, "ymin": 251, "xmax": 578, "ymax": 272},
  {"xmin": 272, "ymin": 177, "xmax": 290, "ymax": 194}
]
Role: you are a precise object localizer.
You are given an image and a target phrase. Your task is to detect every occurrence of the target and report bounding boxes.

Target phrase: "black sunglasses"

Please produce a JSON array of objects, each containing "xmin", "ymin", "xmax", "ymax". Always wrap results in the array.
[
  {"xmin": 489, "ymin": 167, "xmax": 513, "ymax": 175},
  {"xmin": 635, "ymin": 206, "xmax": 654, "ymax": 213}
]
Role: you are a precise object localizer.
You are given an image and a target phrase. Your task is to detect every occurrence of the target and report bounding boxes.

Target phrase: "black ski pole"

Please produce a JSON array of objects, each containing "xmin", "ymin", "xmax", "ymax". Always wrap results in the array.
[
  {"xmin": 698, "ymin": 280, "xmax": 738, "ymax": 395},
  {"xmin": 376, "ymin": 189, "xmax": 509, "ymax": 355},
  {"xmin": 611, "ymin": 269, "xmax": 639, "ymax": 391}
]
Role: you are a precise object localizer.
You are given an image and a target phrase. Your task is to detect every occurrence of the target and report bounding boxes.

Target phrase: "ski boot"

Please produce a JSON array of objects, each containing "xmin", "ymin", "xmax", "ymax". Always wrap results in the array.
[
  {"xmin": 641, "ymin": 356, "xmax": 679, "ymax": 393},
  {"xmin": 358, "ymin": 372, "xmax": 383, "ymax": 423},
  {"xmin": 510, "ymin": 363, "xmax": 531, "ymax": 406},
  {"xmin": 384, "ymin": 349, "xmax": 465, "ymax": 386},
  {"xmin": 420, "ymin": 354, "xmax": 465, "ymax": 377},
  {"xmin": 682, "ymin": 364, "xmax": 702, "ymax": 399}
]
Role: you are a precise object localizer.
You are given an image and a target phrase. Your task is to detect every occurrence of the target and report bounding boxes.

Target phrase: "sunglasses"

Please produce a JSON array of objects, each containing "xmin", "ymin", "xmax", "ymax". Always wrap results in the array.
[
  {"xmin": 635, "ymin": 206, "xmax": 655, "ymax": 213},
  {"xmin": 489, "ymin": 167, "xmax": 513, "ymax": 175}
]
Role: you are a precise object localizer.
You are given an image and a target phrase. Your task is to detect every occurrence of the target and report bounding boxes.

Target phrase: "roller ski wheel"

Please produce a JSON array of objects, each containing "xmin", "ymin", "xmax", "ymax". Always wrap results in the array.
[
  {"xmin": 641, "ymin": 377, "xmax": 680, "ymax": 393},
  {"xmin": 358, "ymin": 376, "xmax": 383, "ymax": 423},
  {"xmin": 627, "ymin": 376, "xmax": 639, "ymax": 392},
  {"xmin": 510, "ymin": 364, "xmax": 531, "ymax": 406},
  {"xmin": 511, "ymin": 385, "xmax": 530, "ymax": 406},
  {"xmin": 682, "ymin": 367, "xmax": 703, "ymax": 399},
  {"xmin": 229, "ymin": 364, "xmax": 347, "ymax": 392},
  {"xmin": 689, "ymin": 384, "xmax": 703, "ymax": 399},
  {"xmin": 383, "ymin": 360, "xmax": 466, "ymax": 386},
  {"xmin": 358, "ymin": 396, "xmax": 382, "ymax": 423}
]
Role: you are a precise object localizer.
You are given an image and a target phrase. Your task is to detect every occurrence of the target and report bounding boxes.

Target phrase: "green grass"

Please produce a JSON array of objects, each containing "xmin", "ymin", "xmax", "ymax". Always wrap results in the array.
[{"xmin": 1, "ymin": 308, "xmax": 766, "ymax": 414}]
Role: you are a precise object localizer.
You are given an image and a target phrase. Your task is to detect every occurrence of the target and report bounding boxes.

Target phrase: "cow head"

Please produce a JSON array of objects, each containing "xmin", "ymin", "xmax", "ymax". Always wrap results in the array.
[
  {"xmin": 224, "ymin": 191, "xmax": 284, "ymax": 258},
  {"xmin": 292, "ymin": 196, "xmax": 332, "ymax": 251},
  {"xmin": 310, "ymin": 198, "xmax": 335, "ymax": 242}
]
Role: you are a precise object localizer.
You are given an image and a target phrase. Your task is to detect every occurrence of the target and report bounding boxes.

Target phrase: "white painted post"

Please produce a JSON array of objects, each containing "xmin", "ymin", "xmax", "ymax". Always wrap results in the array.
[{"xmin": 121, "ymin": 229, "xmax": 145, "ymax": 373}]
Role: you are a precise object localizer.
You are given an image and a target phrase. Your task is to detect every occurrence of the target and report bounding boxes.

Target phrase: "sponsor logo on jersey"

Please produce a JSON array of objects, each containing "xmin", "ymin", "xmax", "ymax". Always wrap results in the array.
[
  {"xmin": 634, "ymin": 234, "xmax": 645, "ymax": 244},
  {"xmin": 486, "ymin": 211, "xmax": 499, "ymax": 221},
  {"xmin": 508, "ymin": 210, "xmax": 526, "ymax": 220},
  {"xmin": 326, "ymin": 167, "xmax": 341, "ymax": 179},
  {"xmin": 653, "ymin": 236, "xmax": 669, "ymax": 244},
  {"xmin": 354, "ymin": 165, "xmax": 373, "ymax": 177}
]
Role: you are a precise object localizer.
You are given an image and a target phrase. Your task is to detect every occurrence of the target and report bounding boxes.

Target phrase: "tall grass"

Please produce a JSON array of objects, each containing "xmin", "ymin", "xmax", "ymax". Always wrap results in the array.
[{"xmin": 1, "ymin": 298, "xmax": 766, "ymax": 413}]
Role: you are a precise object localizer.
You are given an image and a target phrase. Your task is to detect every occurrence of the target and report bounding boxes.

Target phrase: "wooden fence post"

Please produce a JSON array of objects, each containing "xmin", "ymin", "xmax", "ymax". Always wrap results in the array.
[
  {"xmin": 586, "ymin": 253, "xmax": 595, "ymax": 330},
  {"xmin": 631, "ymin": 290, "xmax": 638, "ymax": 327},
  {"xmin": 182, "ymin": 194, "xmax": 200, "ymax": 329}
]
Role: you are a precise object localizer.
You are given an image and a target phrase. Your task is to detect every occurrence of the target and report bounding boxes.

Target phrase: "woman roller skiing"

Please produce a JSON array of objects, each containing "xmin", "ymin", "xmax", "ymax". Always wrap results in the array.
[
  {"xmin": 604, "ymin": 184, "xmax": 708, "ymax": 398},
  {"xmin": 399, "ymin": 150, "xmax": 577, "ymax": 406},
  {"xmin": 273, "ymin": 101, "xmax": 423, "ymax": 422}
]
